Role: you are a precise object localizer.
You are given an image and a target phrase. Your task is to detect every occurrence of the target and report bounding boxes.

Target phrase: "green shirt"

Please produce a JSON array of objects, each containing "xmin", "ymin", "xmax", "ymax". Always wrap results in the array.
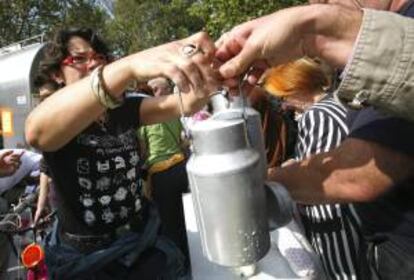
[{"xmin": 139, "ymin": 119, "xmax": 183, "ymax": 167}]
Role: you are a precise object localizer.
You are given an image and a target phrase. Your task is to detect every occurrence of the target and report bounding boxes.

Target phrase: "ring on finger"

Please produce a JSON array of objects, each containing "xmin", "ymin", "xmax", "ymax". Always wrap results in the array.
[{"xmin": 181, "ymin": 43, "xmax": 204, "ymax": 58}]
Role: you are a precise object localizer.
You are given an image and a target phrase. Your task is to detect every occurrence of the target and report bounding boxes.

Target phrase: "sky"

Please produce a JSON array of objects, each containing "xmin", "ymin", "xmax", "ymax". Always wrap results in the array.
[{"xmin": 96, "ymin": 0, "xmax": 114, "ymax": 18}]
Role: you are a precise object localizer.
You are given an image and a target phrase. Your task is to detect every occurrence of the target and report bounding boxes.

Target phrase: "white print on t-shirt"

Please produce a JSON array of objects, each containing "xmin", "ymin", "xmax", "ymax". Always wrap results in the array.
[
  {"xmin": 126, "ymin": 168, "xmax": 136, "ymax": 181},
  {"xmin": 77, "ymin": 158, "xmax": 90, "ymax": 174},
  {"xmin": 77, "ymin": 130, "xmax": 137, "ymax": 149},
  {"xmin": 102, "ymin": 136, "xmax": 117, "ymax": 147},
  {"xmin": 97, "ymin": 160, "xmax": 110, "ymax": 173},
  {"xmin": 129, "ymin": 151, "xmax": 139, "ymax": 166},
  {"xmin": 99, "ymin": 195, "xmax": 112, "ymax": 206},
  {"xmin": 80, "ymin": 193, "xmax": 95, "ymax": 207},
  {"xmin": 119, "ymin": 206, "xmax": 129, "ymax": 219},
  {"xmin": 96, "ymin": 176, "xmax": 111, "ymax": 191},
  {"xmin": 119, "ymin": 132, "xmax": 136, "ymax": 147},
  {"xmin": 102, "ymin": 208, "xmax": 115, "ymax": 224},
  {"xmin": 96, "ymin": 148, "xmax": 105, "ymax": 156},
  {"xmin": 114, "ymin": 156, "xmax": 126, "ymax": 169},
  {"xmin": 79, "ymin": 177, "xmax": 92, "ymax": 190},
  {"xmin": 84, "ymin": 210, "xmax": 96, "ymax": 225},
  {"xmin": 75, "ymin": 127, "xmax": 141, "ymax": 227},
  {"xmin": 114, "ymin": 187, "xmax": 128, "ymax": 201}
]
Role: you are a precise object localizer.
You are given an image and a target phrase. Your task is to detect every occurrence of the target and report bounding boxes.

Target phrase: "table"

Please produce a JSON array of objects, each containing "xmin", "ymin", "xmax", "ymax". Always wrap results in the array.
[{"xmin": 183, "ymin": 194, "xmax": 324, "ymax": 280}]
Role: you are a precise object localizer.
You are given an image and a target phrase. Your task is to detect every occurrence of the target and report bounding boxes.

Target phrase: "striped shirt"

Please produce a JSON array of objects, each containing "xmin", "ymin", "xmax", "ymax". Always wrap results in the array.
[{"xmin": 295, "ymin": 97, "xmax": 363, "ymax": 280}]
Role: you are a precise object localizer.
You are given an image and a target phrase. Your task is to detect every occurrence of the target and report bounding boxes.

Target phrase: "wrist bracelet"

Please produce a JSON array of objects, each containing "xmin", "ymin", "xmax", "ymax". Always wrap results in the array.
[{"xmin": 91, "ymin": 66, "xmax": 123, "ymax": 109}]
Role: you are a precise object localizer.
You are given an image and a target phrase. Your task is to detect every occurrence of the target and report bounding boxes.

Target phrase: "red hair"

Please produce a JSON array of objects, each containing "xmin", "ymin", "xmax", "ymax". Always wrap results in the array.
[{"xmin": 263, "ymin": 58, "xmax": 330, "ymax": 97}]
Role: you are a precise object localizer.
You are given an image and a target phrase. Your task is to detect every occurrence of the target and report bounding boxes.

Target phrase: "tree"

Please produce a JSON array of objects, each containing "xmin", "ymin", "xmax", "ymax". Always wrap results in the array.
[
  {"xmin": 107, "ymin": 0, "xmax": 204, "ymax": 54},
  {"xmin": 0, "ymin": 0, "xmax": 307, "ymax": 55},
  {"xmin": 107, "ymin": 0, "xmax": 306, "ymax": 55},
  {"xmin": 188, "ymin": 0, "xmax": 306, "ymax": 39},
  {"xmin": 0, "ymin": 0, "xmax": 109, "ymax": 48}
]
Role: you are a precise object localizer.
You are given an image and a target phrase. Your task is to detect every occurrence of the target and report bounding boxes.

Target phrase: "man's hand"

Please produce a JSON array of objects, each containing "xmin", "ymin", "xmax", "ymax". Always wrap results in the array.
[
  {"xmin": 0, "ymin": 150, "xmax": 23, "ymax": 177},
  {"xmin": 215, "ymin": 4, "xmax": 362, "ymax": 85},
  {"xmin": 215, "ymin": 8, "xmax": 304, "ymax": 83}
]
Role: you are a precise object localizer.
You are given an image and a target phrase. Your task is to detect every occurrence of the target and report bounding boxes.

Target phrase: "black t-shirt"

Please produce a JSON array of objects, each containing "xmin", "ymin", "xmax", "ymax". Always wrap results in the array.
[
  {"xmin": 43, "ymin": 96, "xmax": 144, "ymax": 235},
  {"xmin": 40, "ymin": 157, "xmax": 50, "ymax": 176},
  {"xmin": 349, "ymin": 107, "xmax": 414, "ymax": 250}
]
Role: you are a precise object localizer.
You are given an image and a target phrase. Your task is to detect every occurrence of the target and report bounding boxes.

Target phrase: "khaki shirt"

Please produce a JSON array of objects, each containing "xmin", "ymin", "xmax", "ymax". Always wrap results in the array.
[{"xmin": 336, "ymin": 9, "xmax": 414, "ymax": 121}]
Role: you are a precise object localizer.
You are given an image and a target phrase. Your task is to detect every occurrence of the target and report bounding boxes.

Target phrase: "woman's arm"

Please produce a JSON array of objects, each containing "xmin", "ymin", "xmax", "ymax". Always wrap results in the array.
[
  {"xmin": 26, "ymin": 32, "xmax": 219, "ymax": 151},
  {"xmin": 34, "ymin": 172, "xmax": 50, "ymax": 224}
]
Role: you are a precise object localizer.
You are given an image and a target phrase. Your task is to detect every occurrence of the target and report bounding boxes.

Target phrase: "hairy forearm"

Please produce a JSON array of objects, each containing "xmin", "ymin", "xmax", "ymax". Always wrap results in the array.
[
  {"xmin": 268, "ymin": 154, "xmax": 387, "ymax": 204},
  {"xmin": 300, "ymin": 4, "xmax": 363, "ymax": 67},
  {"xmin": 268, "ymin": 139, "xmax": 414, "ymax": 204}
]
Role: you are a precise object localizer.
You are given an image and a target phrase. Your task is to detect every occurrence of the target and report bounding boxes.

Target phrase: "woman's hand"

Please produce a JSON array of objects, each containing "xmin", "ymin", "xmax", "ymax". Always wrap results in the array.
[
  {"xmin": 133, "ymin": 32, "xmax": 223, "ymax": 121},
  {"xmin": 129, "ymin": 32, "xmax": 220, "ymax": 95}
]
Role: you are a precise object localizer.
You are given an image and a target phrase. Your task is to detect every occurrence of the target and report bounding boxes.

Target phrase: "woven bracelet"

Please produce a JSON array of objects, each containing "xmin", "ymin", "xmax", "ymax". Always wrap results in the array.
[{"xmin": 91, "ymin": 66, "xmax": 123, "ymax": 109}]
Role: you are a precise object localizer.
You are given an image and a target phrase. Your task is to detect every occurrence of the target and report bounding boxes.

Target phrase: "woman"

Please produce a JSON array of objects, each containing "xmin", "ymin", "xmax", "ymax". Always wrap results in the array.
[
  {"xmin": 25, "ymin": 27, "xmax": 220, "ymax": 279},
  {"xmin": 264, "ymin": 58, "xmax": 364, "ymax": 280}
]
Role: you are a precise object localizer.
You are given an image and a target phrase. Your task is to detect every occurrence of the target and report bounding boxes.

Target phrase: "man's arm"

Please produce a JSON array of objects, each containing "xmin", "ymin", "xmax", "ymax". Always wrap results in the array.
[
  {"xmin": 268, "ymin": 138, "xmax": 414, "ymax": 204},
  {"xmin": 216, "ymin": 4, "xmax": 362, "ymax": 81},
  {"xmin": 335, "ymin": 9, "xmax": 414, "ymax": 122},
  {"xmin": 216, "ymin": 5, "xmax": 414, "ymax": 122}
]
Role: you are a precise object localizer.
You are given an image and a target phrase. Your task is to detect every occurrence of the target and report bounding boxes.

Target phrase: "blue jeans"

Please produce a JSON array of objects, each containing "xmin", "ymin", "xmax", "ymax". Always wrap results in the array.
[{"xmin": 44, "ymin": 203, "xmax": 186, "ymax": 280}]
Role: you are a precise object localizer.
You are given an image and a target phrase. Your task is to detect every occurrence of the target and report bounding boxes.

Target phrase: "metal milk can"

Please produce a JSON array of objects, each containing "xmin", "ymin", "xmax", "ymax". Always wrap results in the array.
[
  {"xmin": 186, "ymin": 117, "xmax": 270, "ymax": 267},
  {"xmin": 210, "ymin": 95, "xmax": 267, "ymax": 181}
]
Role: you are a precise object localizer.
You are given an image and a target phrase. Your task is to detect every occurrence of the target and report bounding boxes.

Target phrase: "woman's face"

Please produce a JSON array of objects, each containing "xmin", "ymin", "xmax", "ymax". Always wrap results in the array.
[{"xmin": 58, "ymin": 36, "xmax": 106, "ymax": 85}]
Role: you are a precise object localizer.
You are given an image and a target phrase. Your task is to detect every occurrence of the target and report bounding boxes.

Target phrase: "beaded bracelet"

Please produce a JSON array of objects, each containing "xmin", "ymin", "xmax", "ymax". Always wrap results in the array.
[{"xmin": 90, "ymin": 66, "xmax": 123, "ymax": 109}]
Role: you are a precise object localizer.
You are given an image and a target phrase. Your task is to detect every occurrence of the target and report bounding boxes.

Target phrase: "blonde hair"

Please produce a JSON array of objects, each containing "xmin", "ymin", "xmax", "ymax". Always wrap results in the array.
[{"xmin": 263, "ymin": 58, "xmax": 330, "ymax": 97}]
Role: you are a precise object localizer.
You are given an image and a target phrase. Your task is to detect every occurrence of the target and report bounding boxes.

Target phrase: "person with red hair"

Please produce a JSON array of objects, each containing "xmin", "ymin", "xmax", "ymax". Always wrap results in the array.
[
  {"xmin": 264, "ymin": 58, "xmax": 331, "ymax": 113},
  {"xmin": 264, "ymin": 58, "xmax": 365, "ymax": 280}
]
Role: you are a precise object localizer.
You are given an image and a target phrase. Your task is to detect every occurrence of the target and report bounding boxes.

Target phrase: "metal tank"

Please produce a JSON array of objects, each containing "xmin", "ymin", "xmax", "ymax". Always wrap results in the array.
[
  {"xmin": 210, "ymin": 94, "xmax": 294, "ymax": 230},
  {"xmin": 210, "ymin": 94, "xmax": 267, "ymax": 180},
  {"xmin": 0, "ymin": 36, "xmax": 45, "ymax": 148},
  {"xmin": 186, "ymin": 118, "xmax": 270, "ymax": 268}
]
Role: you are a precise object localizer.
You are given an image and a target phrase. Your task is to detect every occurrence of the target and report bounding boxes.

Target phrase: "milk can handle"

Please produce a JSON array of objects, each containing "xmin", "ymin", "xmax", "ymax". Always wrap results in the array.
[
  {"xmin": 174, "ymin": 74, "xmax": 250, "ymax": 141},
  {"xmin": 239, "ymin": 73, "xmax": 249, "ymax": 121}
]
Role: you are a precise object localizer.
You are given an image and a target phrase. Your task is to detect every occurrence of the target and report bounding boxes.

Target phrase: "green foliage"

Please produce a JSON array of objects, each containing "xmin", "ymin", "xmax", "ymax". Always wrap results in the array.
[
  {"xmin": 109, "ymin": 0, "xmax": 306, "ymax": 55},
  {"xmin": 0, "ymin": 0, "xmax": 307, "ymax": 56},
  {"xmin": 189, "ymin": 0, "xmax": 306, "ymax": 39},
  {"xmin": 107, "ymin": 0, "xmax": 204, "ymax": 54},
  {"xmin": 60, "ymin": 1, "xmax": 109, "ymax": 33},
  {"xmin": 0, "ymin": 0, "xmax": 109, "ymax": 48}
]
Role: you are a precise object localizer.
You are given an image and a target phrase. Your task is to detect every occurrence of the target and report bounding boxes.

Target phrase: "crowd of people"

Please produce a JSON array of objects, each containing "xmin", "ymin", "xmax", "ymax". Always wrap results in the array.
[{"xmin": 1, "ymin": 0, "xmax": 414, "ymax": 279}]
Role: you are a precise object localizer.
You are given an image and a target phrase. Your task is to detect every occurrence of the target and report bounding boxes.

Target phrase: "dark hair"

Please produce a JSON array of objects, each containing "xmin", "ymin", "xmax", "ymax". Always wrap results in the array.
[
  {"xmin": 33, "ymin": 72, "xmax": 58, "ymax": 90},
  {"xmin": 33, "ymin": 72, "xmax": 60, "ymax": 102},
  {"xmin": 38, "ymin": 27, "xmax": 111, "ymax": 78}
]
